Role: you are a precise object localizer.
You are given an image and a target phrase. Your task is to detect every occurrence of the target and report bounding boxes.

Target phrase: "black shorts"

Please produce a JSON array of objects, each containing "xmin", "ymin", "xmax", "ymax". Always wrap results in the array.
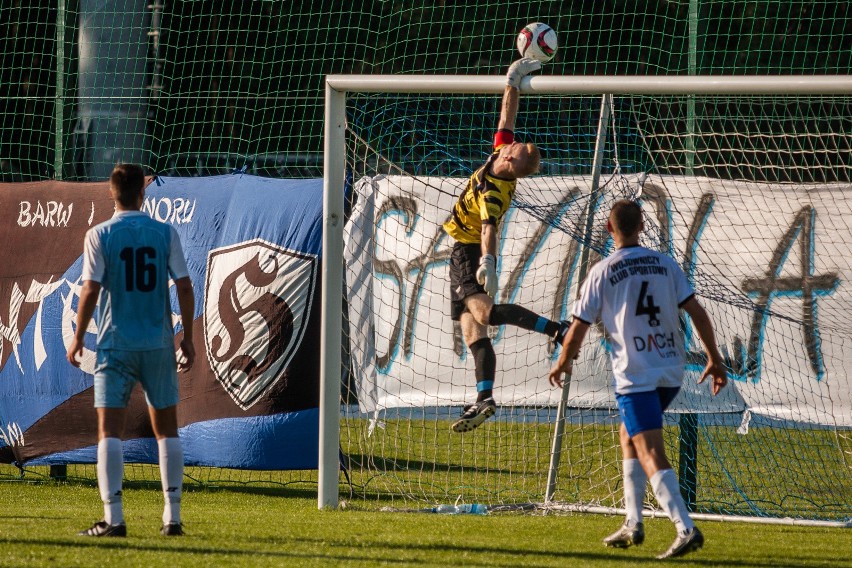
[{"xmin": 449, "ymin": 242, "xmax": 487, "ymax": 320}]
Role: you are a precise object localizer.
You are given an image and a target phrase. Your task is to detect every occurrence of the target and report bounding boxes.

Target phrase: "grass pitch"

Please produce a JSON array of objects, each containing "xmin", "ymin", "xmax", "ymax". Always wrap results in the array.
[
  {"xmin": 340, "ymin": 415, "xmax": 852, "ymax": 521},
  {"xmin": 2, "ymin": 414, "xmax": 850, "ymax": 566},
  {"xmin": 1, "ymin": 469, "xmax": 850, "ymax": 568}
]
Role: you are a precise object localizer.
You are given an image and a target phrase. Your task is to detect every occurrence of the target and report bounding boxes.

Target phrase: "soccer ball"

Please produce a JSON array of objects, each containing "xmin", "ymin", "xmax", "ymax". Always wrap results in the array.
[{"xmin": 516, "ymin": 22, "xmax": 558, "ymax": 63}]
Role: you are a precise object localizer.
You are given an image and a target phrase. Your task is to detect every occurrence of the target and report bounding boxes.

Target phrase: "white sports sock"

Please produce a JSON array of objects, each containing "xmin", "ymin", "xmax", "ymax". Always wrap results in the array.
[
  {"xmin": 650, "ymin": 469, "xmax": 695, "ymax": 534},
  {"xmin": 623, "ymin": 459, "xmax": 646, "ymax": 526},
  {"xmin": 158, "ymin": 437, "xmax": 184, "ymax": 525},
  {"xmin": 97, "ymin": 437, "xmax": 124, "ymax": 525}
]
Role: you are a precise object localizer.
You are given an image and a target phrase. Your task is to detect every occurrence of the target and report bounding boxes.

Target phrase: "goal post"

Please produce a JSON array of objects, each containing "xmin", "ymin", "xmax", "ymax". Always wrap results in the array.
[
  {"xmin": 319, "ymin": 82, "xmax": 346, "ymax": 509},
  {"xmin": 320, "ymin": 75, "xmax": 852, "ymax": 523}
]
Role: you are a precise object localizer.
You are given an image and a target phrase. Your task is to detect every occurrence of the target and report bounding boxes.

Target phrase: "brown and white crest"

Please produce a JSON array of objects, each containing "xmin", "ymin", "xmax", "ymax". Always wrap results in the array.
[{"xmin": 204, "ymin": 239, "xmax": 316, "ymax": 409}]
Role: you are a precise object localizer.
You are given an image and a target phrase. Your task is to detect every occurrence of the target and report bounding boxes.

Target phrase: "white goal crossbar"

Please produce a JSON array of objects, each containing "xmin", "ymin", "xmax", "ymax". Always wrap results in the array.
[{"xmin": 319, "ymin": 75, "xmax": 852, "ymax": 511}]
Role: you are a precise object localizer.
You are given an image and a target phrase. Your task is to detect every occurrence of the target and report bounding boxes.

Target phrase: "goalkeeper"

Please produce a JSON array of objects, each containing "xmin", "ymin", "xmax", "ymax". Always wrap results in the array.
[
  {"xmin": 549, "ymin": 200, "xmax": 728, "ymax": 559},
  {"xmin": 443, "ymin": 58, "xmax": 569, "ymax": 433}
]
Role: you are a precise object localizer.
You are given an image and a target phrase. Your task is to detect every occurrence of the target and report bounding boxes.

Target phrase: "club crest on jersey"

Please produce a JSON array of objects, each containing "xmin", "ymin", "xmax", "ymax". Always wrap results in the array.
[{"xmin": 204, "ymin": 239, "xmax": 316, "ymax": 409}]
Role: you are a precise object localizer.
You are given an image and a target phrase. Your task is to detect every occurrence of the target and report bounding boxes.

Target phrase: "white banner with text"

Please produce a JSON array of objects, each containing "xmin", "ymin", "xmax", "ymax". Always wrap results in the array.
[{"xmin": 345, "ymin": 174, "xmax": 852, "ymax": 426}]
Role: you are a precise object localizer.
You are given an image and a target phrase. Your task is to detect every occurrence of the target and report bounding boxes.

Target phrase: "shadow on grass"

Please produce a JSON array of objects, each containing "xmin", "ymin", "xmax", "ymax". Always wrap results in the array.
[
  {"xmin": 185, "ymin": 483, "xmax": 318, "ymax": 499},
  {"xmin": 0, "ymin": 475, "xmax": 319, "ymax": 499},
  {"xmin": 345, "ymin": 454, "xmax": 514, "ymax": 475},
  {"xmin": 0, "ymin": 514, "xmax": 66, "ymax": 520},
  {"xmin": 0, "ymin": 534, "xmax": 824, "ymax": 568},
  {"xmin": 0, "ymin": 536, "xmax": 410, "ymax": 565}
]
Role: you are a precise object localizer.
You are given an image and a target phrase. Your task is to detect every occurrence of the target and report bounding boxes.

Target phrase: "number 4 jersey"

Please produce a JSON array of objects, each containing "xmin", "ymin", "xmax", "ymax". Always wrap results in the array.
[
  {"xmin": 82, "ymin": 211, "xmax": 189, "ymax": 350},
  {"xmin": 572, "ymin": 245, "xmax": 695, "ymax": 394}
]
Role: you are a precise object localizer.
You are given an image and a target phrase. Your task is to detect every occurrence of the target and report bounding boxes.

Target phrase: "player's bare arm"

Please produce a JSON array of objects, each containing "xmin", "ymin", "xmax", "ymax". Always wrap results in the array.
[
  {"xmin": 480, "ymin": 223, "xmax": 498, "ymax": 258},
  {"xmin": 493, "ymin": 58, "xmax": 542, "ymax": 179},
  {"xmin": 67, "ymin": 280, "xmax": 101, "ymax": 367},
  {"xmin": 681, "ymin": 297, "xmax": 728, "ymax": 395},
  {"xmin": 549, "ymin": 318, "xmax": 589, "ymax": 387},
  {"xmin": 174, "ymin": 276, "xmax": 196, "ymax": 372},
  {"xmin": 498, "ymin": 84, "xmax": 520, "ymax": 132}
]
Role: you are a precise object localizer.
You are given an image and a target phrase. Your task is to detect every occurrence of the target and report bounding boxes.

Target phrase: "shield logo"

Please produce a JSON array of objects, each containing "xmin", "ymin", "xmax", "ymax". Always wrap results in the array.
[{"xmin": 204, "ymin": 239, "xmax": 317, "ymax": 409}]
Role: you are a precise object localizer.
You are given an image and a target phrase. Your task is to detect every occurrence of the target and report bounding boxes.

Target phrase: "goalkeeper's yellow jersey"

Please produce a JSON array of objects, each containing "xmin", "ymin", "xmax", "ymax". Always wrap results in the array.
[{"xmin": 443, "ymin": 130, "xmax": 517, "ymax": 244}]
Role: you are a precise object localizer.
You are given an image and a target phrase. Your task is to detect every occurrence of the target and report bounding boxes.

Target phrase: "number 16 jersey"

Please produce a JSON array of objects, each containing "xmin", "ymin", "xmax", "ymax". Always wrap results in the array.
[
  {"xmin": 572, "ymin": 245, "xmax": 694, "ymax": 394},
  {"xmin": 82, "ymin": 211, "xmax": 189, "ymax": 351}
]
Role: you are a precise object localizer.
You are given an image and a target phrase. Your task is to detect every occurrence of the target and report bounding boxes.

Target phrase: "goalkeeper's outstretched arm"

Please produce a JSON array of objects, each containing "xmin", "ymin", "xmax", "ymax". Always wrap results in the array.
[
  {"xmin": 498, "ymin": 84, "xmax": 521, "ymax": 132},
  {"xmin": 500, "ymin": 58, "xmax": 541, "ymax": 131}
]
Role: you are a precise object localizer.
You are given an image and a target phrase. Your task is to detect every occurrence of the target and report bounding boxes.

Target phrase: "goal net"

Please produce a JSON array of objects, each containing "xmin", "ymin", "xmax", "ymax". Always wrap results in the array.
[{"xmin": 322, "ymin": 76, "xmax": 852, "ymax": 523}]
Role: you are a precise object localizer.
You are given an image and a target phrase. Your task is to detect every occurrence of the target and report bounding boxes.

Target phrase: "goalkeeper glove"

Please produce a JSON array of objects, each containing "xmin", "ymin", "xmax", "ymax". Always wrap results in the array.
[
  {"xmin": 476, "ymin": 254, "xmax": 498, "ymax": 298},
  {"xmin": 506, "ymin": 58, "xmax": 542, "ymax": 88}
]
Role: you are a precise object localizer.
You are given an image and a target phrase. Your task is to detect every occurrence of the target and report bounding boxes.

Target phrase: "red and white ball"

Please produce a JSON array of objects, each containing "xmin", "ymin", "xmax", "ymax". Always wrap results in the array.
[{"xmin": 516, "ymin": 22, "xmax": 558, "ymax": 63}]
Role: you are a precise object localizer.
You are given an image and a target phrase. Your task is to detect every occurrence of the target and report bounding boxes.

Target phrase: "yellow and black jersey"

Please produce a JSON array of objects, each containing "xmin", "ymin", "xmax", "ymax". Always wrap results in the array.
[{"xmin": 443, "ymin": 130, "xmax": 516, "ymax": 244}]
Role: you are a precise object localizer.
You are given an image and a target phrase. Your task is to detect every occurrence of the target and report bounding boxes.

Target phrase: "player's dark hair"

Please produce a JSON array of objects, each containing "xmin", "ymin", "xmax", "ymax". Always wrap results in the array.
[
  {"xmin": 110, "ymin": 163, "xmax": 145, "ymax": 207},
  {"xmin": 609, "ymin": 200, "xmax": 643, "ymax": 236}
]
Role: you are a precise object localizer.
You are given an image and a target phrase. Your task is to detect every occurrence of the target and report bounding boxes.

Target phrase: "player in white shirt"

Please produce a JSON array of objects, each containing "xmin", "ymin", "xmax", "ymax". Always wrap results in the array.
[
  {"xmin": 67, "ymin": 164, "xmax": 196, "ymax": 538},
  {"xmin": 549, "ymin": 200, "xmax": 727, "ymax": 559}
]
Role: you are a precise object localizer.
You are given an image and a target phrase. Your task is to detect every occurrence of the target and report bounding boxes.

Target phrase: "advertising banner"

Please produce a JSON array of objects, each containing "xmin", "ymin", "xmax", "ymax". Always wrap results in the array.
[
  {"xmin": 345, "ymin": 174, "xmax": 852, "ymax": 427},
  {"xmin": 0, "ymin": 174, "xmax": 322, "ymax": 469}
]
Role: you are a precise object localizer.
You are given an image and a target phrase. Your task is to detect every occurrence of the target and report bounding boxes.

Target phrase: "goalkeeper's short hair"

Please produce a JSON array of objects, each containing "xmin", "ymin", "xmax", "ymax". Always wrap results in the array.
[{"xmin": 517, "ymin": 143, "xmax": 541, "ymax": 177}]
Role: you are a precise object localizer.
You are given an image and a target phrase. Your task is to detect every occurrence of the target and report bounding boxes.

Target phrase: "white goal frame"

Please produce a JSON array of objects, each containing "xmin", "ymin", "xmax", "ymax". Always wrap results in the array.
[{"xmin": 319, "ymin": 74, "xmax": 852, "ymax": 513}]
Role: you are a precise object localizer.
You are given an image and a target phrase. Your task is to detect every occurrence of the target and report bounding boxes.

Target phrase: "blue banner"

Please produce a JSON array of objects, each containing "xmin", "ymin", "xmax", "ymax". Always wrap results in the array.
[{"xmin": 0, "ymin": 174, "xmax": 323, "ymax": 469}]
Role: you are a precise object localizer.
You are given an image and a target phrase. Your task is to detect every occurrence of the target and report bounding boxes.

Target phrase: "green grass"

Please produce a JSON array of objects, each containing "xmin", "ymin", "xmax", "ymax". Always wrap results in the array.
[
  {"xmin": 341, "ymin": 417, "xmax": 852, "ymax": 520},
  {"xmin": 1, "ymin": 477, "xmax": 850, "ymax": 568},
  {"xmin": 2, "ymin": 415, "xmax": 850, "ymax": 566}
]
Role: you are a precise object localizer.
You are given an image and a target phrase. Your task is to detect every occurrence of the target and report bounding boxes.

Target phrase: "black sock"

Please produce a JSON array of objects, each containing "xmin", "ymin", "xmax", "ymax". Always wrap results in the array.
[
  {"xmin": 469, "ymin": 337, "xmax": 495, "ymax": 401},
  {"xmin": 489, "ymin": 304, "xmax": 558, "ymax": 336}
]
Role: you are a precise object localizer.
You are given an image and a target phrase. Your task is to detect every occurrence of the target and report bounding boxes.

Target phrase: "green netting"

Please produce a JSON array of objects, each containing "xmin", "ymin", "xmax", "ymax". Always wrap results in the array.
[
  {"xmin": 2, "ymin": 0, "xmax": 852, "ymax": 523},
  {"xmin": 2, "ymin": 1, "xmax": 851, "ymax": 181},
  {"xmin": 338, "ymin": 89, "xmax": 852, "ymax": 522}
]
